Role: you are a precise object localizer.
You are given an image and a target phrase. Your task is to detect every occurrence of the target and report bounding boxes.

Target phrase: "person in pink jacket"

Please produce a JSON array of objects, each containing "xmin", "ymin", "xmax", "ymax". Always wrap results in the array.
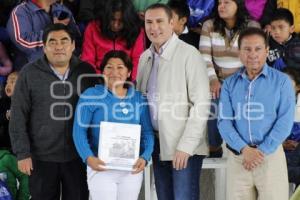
[{"xmin": 81, "ymin": 0, "xmax": 145, "ymax": 80}]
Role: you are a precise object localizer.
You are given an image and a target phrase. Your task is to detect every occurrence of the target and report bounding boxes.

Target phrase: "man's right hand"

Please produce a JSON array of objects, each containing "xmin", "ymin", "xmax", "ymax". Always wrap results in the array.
[
  {"xmin": 241, "ymin": 146, "xmax": 264, "ymax": 171},
  {"xmin": 210, "ymin": 79, "xmax": 221, "ymax": 99},
  {"xmin": 18, "ymin": 157, "xmax": 33, "ymax": 176},
  {"xmin": 87, "ymin": 156, "xmax": 106, "ymax": 171}
]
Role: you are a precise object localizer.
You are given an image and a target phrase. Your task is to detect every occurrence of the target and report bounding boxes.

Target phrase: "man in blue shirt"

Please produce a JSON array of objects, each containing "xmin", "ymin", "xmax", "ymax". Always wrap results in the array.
[{"xmin": 218, "ymin": 27, "xmax": 295, "ymax": 200}]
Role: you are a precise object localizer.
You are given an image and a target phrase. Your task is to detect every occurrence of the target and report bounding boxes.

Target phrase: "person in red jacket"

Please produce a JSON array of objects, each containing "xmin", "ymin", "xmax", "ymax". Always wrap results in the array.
[{"xmin": 81, "ymin": 0, "xmax": 145, "ymax": 80}]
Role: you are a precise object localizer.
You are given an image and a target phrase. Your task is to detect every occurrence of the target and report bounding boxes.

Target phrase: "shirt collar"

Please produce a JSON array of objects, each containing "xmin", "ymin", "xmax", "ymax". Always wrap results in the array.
[
  {"xmin": 182, "ymin": 26, "xmax": 189, "ymax": 34},
  {"xmin": 283, "ymin": 35, "xmax": 293, "ymax": 44},
  {"xmin": 239, "ymin": 63, "xmax": 269, "ymax": 80},
  {"xmin": 149, "ymin": 34, "xmax": 173, "ymax": 56},
  {"xmin": 96, "ymin": 84, "xmax": 134, "ymax": 99},
  {"xmin": 49, "ymin": 64, "xmax": 70, "ymax": 81}
]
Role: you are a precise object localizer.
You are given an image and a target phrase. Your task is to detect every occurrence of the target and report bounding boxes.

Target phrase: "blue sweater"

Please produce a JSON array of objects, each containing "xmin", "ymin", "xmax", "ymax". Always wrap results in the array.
[{"xmin": 73, "ymin": 85, "xmax": 154, "ymax": 163}]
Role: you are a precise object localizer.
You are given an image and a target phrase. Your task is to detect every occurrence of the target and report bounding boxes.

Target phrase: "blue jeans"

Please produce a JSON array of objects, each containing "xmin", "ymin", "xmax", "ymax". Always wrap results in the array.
[
  {"xmin": 152, "ymin": 138, "xmax": 205, "ymax": 200},
  {"xmin": 208, "ymin": 98, "xmax": 223, "ymax": 147}
]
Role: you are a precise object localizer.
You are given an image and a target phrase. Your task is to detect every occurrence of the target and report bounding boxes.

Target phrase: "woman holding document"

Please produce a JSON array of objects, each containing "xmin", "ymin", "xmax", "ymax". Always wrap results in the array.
[{"xmin": 73, "ymin": 50, "xmax": 154, "ymax": 200}]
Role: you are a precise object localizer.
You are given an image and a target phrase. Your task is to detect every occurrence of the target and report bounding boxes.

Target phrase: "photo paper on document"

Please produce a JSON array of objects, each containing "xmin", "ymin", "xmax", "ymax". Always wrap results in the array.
[{"xmin": 98, "ymin": 121, "xmax": 141, "ymax": 171}]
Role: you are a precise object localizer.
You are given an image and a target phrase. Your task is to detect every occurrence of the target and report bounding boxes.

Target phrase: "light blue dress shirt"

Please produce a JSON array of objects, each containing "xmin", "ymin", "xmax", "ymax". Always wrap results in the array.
[
  {"xmin": 146, "ymin": 40, "xmax": 170, "ymax": 131},
  {"xmin": 218, "ymin": 64, "xmax": 295, "ymax": 155}
]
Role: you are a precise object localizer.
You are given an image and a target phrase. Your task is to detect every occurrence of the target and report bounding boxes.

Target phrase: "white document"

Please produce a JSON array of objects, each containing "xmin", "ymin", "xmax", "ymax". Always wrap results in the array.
[{"xmin": 98, "ymin": 121, "xmax": 141, "ymax": 171}]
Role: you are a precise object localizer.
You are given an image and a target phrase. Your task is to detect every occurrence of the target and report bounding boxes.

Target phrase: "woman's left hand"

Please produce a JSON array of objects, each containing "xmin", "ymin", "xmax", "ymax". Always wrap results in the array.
[{"xmin": 132, "ymin": 158, "xmax": 146, "ymax": 174}]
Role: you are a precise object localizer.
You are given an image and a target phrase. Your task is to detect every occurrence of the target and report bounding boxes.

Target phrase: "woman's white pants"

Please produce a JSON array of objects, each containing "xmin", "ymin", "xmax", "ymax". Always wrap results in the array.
[{"xmin": 87, "ymin": 166, "xmax": 143, "ymax": 200}]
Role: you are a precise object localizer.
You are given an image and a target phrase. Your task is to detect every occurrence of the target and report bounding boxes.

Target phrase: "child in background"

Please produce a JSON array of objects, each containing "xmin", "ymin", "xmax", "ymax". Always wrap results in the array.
[
  {"xmin": 282, "ymin": 67, "xmax": 300, "ymax": 188},
  {"xmin": 277, "ymin": 0, "xmax": 300, "ymax": 33},
  {"xmin": 0, "ymin": 71, "xmax": 30, "ymax": 200},
  {"xmin": 0, "ymin": 150, "xmax": 30, "ymax": 200},
  {"xmin": 0, "ymin": 72, "xmax": 18, "ymax": 150},
  {"xmin": 167, "ymin": 0, "xmax": 200, "ymax": 49},
  {"xmin": 267, "ymin": 8, "xmax": 300, "ymax": 70}
]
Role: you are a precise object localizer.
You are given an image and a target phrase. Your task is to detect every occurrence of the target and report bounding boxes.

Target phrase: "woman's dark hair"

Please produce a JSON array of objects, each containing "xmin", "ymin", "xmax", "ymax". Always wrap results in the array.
[
  {"xmin": 100, "ymin": 50, "xmax": 133, "ymax": 88},
  {"xmin": 98, "ymin": 0, "xmax": 142, "ymax": 49},
  {"xmin": 213, "ymin": 0, "xmax": 250, "ymax": 37}
]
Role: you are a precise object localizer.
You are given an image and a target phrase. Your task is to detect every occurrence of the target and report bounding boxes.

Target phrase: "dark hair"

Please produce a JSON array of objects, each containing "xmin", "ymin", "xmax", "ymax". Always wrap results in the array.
[
  {"xmin": 99, "ymin": 0, "xmax": 141, "ymax": 49},
  {"xmin": 42, "ymin": 23, "xmax": 75, "ymax": 44},
  {"xmin": 271, "ymin": 8, "xmax": 294, "ymax": 26},
  {"xmin": 283, "ymin": 67, "xmax": 300, "ymax": 94},
  {"xmin": 145, "ymin": 3, "xmax": 173, "ymax": 21},
  {"xmin": 100, "ymin": 50, "xmax": 133, "ymax": 87},
  {"xmin": 167, "ymin": 0, "xmax": 190, "ymax": 25},
  {"xmin": 213, "ymin": 0, "xmax": 250, "ymax": 37},
  {"xmin": 238, "ymin": 27, "xmax": 268, "ymax": 49}
]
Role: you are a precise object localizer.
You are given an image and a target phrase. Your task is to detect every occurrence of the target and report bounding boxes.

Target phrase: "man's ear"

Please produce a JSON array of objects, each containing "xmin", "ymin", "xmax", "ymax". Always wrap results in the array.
[
  {"xmin": 290, "ymin": 25, "xmax": 295, "ymax": 34},
  {"xmin": 266, "ymin": 46, "xmax": 270, "ymax": 54},
  {"xmin": 71, "ymin": 41, "xmax": 75, "ymax": 52},
  {"xmin": 170, "ymin": 18, "xmax": 174, "ymax": 27},
  {"xmin": 42, "ymin": 44, "xmax": 46, "ymax": 53}
]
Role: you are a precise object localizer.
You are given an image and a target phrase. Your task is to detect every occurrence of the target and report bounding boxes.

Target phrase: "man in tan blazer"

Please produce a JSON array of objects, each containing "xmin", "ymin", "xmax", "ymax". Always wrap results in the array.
[{"xmin": 136, "ymin": 3, "xmax": 210, "ymax": 200}]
